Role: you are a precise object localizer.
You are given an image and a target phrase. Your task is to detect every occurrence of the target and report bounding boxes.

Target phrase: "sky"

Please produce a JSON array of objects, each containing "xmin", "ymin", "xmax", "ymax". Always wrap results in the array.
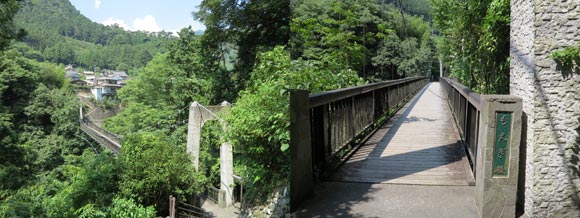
[{"xmin": 69, "ymin": 0, "xmax": 206, "ymax": 33}]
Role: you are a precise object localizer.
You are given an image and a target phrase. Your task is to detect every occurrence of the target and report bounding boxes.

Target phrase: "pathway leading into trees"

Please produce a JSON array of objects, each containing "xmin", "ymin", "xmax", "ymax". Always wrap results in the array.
[{"xmin": 295, "ymin": 83, "xmax": 477, "ymax": 217}]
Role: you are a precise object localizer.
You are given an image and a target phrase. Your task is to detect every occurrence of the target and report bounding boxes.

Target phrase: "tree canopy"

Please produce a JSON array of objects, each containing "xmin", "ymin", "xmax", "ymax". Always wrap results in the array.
[
  {"xmin": 430, "ymin": 0, "xmax": 510, "ymax": 94},
  {"xmin": 291, "ymin": 0, "xmax": 438, "ymax": 81}
]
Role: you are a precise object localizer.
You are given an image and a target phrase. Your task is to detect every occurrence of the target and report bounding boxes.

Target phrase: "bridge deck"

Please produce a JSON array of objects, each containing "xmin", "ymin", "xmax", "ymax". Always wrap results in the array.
[{"xmin": 329, "ymin": 82, "xmax": 472, "ymax": 186}]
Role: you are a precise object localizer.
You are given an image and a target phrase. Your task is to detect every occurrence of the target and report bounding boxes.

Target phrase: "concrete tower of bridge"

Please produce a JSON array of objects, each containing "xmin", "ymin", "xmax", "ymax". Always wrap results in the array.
[{"xmin": 186, "ymin": 101, "xmax": 235, "ymax": 208}]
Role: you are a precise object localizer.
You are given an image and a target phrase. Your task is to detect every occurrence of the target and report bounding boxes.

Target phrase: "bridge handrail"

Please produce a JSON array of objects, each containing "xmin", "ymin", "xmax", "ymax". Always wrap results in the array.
[
  {"xmin": 205, "ymin": 185, "xmax": 219, "ymax": 204},
  {"xmin": 440, "ymin": 77, "xmax": 481, "ymax": 173},
  {"xmin": 177, "ymin": 201, "xmax": 209, "ymax": 218},
  {"xmin": 308, "ymin": 76, "xmax": 427, "ymax": 163},
  {"xmin": 292, "ymin": 76, "xmax": 429, "ymax": 174},
  {"xmin": 169, "ymin": 195, "xmax": 210, "ymax": 218},
  {"xmin": 291, "ymin": 76, "xmax": 430, "ymax": 208},
  {"xmin": 440, "ymin": 77, "xmax": 481, "ymax": 109},
  {"xmin": 309, "ymin": 77, "xmax": 424, "ymax": 107},
  {"xmin": 80, "ymin": 123, "xmax": 121, "ymax": 154},
  {"xmin": 81, "ymin": 117, "xmax": 123, "ymax": 143}
]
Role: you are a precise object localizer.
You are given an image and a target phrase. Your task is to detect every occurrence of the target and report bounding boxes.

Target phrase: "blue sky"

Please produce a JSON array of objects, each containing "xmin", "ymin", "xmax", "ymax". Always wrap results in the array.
[{"xmin": 69, "ymin": 0, "xmax": 206, "ymax": 33}]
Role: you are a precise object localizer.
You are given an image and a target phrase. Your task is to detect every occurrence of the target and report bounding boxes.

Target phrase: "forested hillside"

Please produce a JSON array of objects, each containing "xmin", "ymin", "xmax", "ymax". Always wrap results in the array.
[
  {"xmin": 13, "ymin": 0, "xmax": 173, "ymax": 73},
  {"xmin": 382, "ymin": 0, "xmax": 431, "ymax": 17},
  {"xmin": 0, "ymin": 0, "xmax": 189, "ymax": 216},
  {"xmin": 291, "ymin": 0, "xmax": 437, "ymax": 81}
]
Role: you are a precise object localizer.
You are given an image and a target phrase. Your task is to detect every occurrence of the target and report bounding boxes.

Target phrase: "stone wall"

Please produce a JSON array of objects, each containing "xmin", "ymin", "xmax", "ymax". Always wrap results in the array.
[
  {"xmin": 510, "ymin": 0, "xmax": 580, "ymax": 217},
  {"xmin": 510, "ymin": 0, "xmax": 536, "ymax": 215},
  {"xmin": 242, "ymin": 186, "xmax": 289, "ymax": 218}
]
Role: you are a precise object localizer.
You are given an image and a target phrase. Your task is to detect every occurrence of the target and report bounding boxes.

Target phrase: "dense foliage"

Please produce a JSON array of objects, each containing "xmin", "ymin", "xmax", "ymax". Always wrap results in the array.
[
  {"xmin": 0, "ymin": 0, "xmax": 24, "ymax": 51},
  {"xmin": 0, "ymin": 44, "xmax": 113, "ymax": 216},
  {"xmin": 431, "ymin": 0, "xmax": 510, "ymax": 94},
  {"xmin": 291, "ymin": 0, "xmax": 437, "ymax": 81},
  {"xmin": 120, "ymin": 132, "xmax": 204, "ymax": 215},
  {"xmin": 0, "ymin": 1, "xmax": 194, "ymax": 215},
  {"xmin": 225, "ymin": 46, "xmax": 363, "ymax": 202},
  {"xmin": 0, "ymin": 46, "xmax": 197, "ymax": 216},
  {"xmin": 194, "ymin": 0, "xmax": 291, "ymax": 101}
]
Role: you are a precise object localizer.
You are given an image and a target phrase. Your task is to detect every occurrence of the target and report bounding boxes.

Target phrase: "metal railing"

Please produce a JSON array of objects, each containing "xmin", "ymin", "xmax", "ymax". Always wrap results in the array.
[
  {"xmin": 294, "ymin": 77, "xmax": 429, "ymax": 177},
  {"xmin": 206, "ymin": 185, "xmax": 219, "ymax": 204},
  {"xmin": 80, "ymin": 117, "xmax": 123, "ymax": 154},
  {"xmin": 169, "ymin": 195, "xmax": 210, "ymax": 218},
  {"xmin": 440, "ymin": 77, "xmax": 481, "ymax": 173},
  {"xmin": 176, "ymin": 201, "xmax": 209, "ymax": 218}
]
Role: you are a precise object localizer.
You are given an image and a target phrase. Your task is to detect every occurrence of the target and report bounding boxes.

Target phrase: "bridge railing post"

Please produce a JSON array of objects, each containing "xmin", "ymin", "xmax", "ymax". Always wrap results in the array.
[
  {"xmin": 475, "ymin": 95, "xmax": 522, "ymax": 218},
  {"xmin": 290, "ymin": 89, "xmax": 313, "ymax": 211},
  {"xmin": 169, "ymin": 195, "xmax": 176, "ymax": 218}
]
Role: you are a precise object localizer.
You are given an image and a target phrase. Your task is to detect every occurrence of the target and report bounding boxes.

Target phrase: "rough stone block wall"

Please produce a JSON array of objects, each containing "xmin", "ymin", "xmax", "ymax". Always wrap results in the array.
[
  {"xmin": 510, "ymin": 0, "xmax": 536, "ymax": 215},
  {"xmin": 511, "ymin": 0, "xmax": 580, "ymax": 217}
]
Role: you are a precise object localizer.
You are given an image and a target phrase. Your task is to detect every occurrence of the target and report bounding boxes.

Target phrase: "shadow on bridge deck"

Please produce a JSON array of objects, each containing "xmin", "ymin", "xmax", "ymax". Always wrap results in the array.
[
  {"xmin": 329, "ymin": 82, "xmax": 471, "ymax": 185},
  {"xmin": 294, "ymin": 82, "xmax": 477, "ymax": 218}
]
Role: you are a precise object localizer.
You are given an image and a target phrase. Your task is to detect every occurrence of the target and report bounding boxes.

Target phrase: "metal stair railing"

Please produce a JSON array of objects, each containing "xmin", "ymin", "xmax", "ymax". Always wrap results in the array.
[{"xmin": 169, "ymin": 195, "xmax": 211, "ymax": 218}]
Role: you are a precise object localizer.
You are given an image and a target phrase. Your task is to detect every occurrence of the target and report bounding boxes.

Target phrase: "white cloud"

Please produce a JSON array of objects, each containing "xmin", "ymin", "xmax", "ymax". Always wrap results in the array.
[
  {"xmin": 169, "ymin": 29, "xmax": 181, "ymax": 37},
  {"xmin": 102, "ymin": 15, "xmax": 170, "ymax": 33},
  {"xmin": 95, "ymin": 0, "xmax": 102, "ymax": 9},
  {"xmin": 132, "ymin": 15, "xmax": 162, "ymax": 32},
  {"xmin": 102, "ymin": 17, "xmax": 128, "ymax": 30},
  {"xmin": 191, "ymin": 21, "xmax": 206, "ymax": 31}
]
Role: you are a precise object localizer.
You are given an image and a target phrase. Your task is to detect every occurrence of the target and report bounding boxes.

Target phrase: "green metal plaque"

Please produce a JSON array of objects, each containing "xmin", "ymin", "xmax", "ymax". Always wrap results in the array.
[{"xmin": 493, "ymin": 112, "xmax": 511, "ymax": 177}]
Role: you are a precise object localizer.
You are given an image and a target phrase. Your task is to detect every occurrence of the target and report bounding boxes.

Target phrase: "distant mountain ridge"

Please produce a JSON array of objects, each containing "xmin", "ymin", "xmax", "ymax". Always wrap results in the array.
[{"xmin": 13, "ymin": 0, "xmax": 174, "ymax": 72}]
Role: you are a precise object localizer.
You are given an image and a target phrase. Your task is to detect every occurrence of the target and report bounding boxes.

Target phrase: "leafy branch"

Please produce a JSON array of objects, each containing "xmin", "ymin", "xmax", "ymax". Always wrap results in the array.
[{"xmin": 550, "ymin": 43, "xmax": 580, "ymax": 76}]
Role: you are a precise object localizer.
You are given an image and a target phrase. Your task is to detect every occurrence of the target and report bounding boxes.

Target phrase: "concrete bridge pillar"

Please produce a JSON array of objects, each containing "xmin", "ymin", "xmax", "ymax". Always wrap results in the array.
[
  {"xmin": 186, "ymin": 101, "xmax": 216, "ymax": 171},
  {"xmin": 186, "ymin": 101, "xmax": 235, "ymax": 207},
  {"xmin": 511, "ymin": 0, "xmax": 580, "ymax": 217},
  {"xmin": 219, "ymin": 141, "xmax": 234, "ymax": 208}
]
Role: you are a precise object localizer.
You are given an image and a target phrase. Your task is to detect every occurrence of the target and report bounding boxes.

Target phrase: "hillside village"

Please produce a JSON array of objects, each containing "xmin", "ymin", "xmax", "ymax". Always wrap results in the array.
[{"xmin": 65, "ymin": 65, "xmax": 128, "ymax": 101}]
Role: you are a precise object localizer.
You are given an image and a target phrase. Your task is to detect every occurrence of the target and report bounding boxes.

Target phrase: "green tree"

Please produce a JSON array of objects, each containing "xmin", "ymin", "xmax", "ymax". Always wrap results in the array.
[
  {"xmin": 108, "ymin": 198, "xmax": 156, "ymax": 218},
  {"xmin": 105, "ymin": 53, "xmax": 210, "ymax": 135},
  {"xmin": 119, "ymin": 132, "xmax": 204, "ymax": 215},
  {"xmin": 0, "ymin": 0, "xmax": 23, "ymax": 51},
  {"xmin": 194, "ymin": 0, "xmax": 290, "ymax": 100},
  {"xmin": 292, "ymin": 0, "xmax": 435, "ymax": 80},
  {"xmin": 0, "ymin": 46, "xmax": 102, "ymax": 217},
  {"xmin": 431, "ymin": 0, "xmax": 510, "ymax": 94},
  {"xmin": 372, "ymin": 32, "xmax": 402, "ymax": 80},
  {"xmin": 224, "ymin": 46, "xmax": 362, "ymax": 202}
]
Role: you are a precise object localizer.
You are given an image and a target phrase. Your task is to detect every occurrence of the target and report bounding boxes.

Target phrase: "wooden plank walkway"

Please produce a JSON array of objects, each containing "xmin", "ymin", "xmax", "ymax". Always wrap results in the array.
[{"xmin": 329, "ymin": 82, "xmax": 472, "ymax": 186}]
